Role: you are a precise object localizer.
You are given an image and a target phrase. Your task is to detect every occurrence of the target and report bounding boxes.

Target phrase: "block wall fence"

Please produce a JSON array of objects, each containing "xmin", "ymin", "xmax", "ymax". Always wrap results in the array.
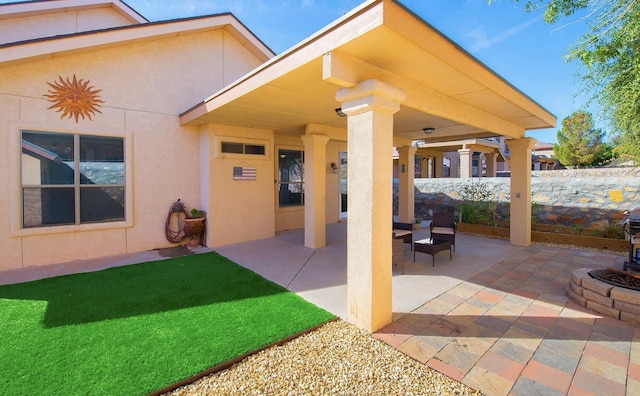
[{"xmin": 393, "ymin": 167, "xmax": 640, "ymax": 230}]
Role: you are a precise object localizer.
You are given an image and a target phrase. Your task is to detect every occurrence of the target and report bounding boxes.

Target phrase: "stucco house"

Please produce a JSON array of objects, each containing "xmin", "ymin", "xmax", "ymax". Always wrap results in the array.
[{"xmin": 1, "ymin": 0, "xmax": 555, "ymax": 331}]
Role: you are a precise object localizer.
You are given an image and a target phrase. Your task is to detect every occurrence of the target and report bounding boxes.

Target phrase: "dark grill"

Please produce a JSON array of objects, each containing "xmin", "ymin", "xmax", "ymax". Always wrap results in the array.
[{"xmin": 623, "ymin": 208, "xmax": 640, "ymax": 272}]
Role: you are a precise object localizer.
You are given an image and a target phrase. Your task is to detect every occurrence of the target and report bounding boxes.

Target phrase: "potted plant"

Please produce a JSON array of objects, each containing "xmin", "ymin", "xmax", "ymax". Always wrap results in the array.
[
  {"xmin": 183, "ymin": 208, "xmax": 206, "ymax": 245},
  {"xmin": 413, "ymin": 216, "xmax": 422, "ymax": 230},
  {"xmin": 189, "ymin": 208, "xmax": 205, "ymax": 219}
]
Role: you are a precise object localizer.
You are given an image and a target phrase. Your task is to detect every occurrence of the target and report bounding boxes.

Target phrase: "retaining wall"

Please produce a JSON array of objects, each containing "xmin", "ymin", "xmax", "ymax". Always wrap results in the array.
[
  {"xmin": 394, "ymin": 167, "xmax": 640, "ymax": 230},
  {"xmin": 569, "ymin": 268, "xmax": 640, "ymax": 326}
]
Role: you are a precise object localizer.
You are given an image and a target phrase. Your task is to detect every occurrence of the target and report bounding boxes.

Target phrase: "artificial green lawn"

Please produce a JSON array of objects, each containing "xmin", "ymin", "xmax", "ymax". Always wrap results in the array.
[{"xmin": 0, "ymin": 252, "xmax": 335, "ymax": 395}]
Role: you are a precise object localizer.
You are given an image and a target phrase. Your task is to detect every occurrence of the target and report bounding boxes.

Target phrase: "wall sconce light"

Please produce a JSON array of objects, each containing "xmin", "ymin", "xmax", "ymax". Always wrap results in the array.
[
  {"xmin": 330, "ymin": 162, "xmax": 338, "ymax": 173},
  {"xmin": 335, "ymin": 108, "xmax": 346, "ymax": 117},
  {"xmin": 423, "ymin": 127, "xmax": 435, "ymax": 135}
]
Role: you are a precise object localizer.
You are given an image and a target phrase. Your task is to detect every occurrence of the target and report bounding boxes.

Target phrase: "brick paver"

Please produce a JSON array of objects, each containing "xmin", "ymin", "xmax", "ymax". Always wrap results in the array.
[
  {"xmin": 373, "ymin": 244, "xmax": 638, "ymax": 396},
  {"xmin": 464, "ymin": 366, "xmax": 515, "ymax": 396},
  {"xmin": 520, "ymin": 359, "xmax": 573, "ymax": 394},
  {"xmin": 475, "ymin": 351, "xmax": 524, "ymax": 382}
]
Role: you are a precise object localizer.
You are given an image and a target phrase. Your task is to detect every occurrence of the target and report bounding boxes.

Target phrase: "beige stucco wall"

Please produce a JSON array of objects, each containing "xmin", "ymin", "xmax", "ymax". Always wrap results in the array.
[
  {"xmin": 201, "ymin": 125, "xmax": 276, "ymax": 247},
  {"xmin": 0, "ymin": 28, "xmax": 263, "ymax": 270},
  {"xmin": 273, "ymin": 136, "xmax": 345, "ymax": 232},
  {"xmin": 0, "ymin": 6, "xmax": 137, "ymax": 45}
]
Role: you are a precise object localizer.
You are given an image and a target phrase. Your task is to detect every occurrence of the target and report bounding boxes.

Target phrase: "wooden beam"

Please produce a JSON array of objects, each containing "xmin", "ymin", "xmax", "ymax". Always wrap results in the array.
[{"xmin": 323, "ymin": 51, "xmax": 525, "ymax": 139}]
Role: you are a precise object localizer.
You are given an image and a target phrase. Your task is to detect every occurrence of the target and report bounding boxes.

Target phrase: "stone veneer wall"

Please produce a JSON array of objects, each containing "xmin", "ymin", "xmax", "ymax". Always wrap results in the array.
[
  {"xmin": 394, "ymin": 167, "xmax": 640, "ymax": 230},
  {"xmin": 568, "ymin": 268, "xmax": 640, "ymax": 326}
]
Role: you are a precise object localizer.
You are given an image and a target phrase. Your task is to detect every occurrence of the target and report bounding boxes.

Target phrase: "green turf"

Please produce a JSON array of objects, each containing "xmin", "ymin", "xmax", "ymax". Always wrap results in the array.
[{"xmin": 0, "ymin": 252, "xmax": 335, "ymax": 395}]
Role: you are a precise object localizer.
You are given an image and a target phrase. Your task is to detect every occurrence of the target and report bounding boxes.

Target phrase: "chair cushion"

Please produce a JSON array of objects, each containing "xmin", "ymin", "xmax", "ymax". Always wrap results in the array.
[
  {"xmin": 393, "ymin": 229, "xmax": 412, "ymax": 237},
  {"xmin": 431, "ymin": 227, "xmax": 454, "ymax": 235}
]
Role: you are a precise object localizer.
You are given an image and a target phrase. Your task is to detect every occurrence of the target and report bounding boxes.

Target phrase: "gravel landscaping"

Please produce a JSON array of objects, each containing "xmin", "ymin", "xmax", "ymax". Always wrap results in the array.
[{"xmin": 166, "ymin": 319, "xmax": 478, "ymax": 395}]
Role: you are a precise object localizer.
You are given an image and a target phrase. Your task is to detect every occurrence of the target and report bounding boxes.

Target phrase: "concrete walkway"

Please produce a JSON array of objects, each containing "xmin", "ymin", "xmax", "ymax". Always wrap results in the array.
[{"xmin": 2, "ymin": 222, "xmax": 638, "ymax": 395}]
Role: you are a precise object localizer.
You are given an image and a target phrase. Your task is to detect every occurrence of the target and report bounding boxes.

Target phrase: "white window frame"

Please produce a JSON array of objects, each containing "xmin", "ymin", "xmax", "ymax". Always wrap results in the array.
[
  {"xmin": 9, "ymin": 123, "xmax": 133, "ymax": 237},
  {"xmin": 276, "ymin": 147, "xmax": 304, "ymax": 209}
]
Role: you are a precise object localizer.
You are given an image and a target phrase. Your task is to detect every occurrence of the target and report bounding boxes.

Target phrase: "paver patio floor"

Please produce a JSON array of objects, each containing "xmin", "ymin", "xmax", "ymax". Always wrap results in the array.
[{"xmin": 374, "ymin": 242, "xmax": 638, "ymax": 396}]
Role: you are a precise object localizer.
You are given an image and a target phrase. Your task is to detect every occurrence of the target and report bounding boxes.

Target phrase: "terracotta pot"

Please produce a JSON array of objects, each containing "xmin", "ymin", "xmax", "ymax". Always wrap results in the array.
[{"xmin": 183, "ymin": 217, "xmax": 205, "ymax": 238}]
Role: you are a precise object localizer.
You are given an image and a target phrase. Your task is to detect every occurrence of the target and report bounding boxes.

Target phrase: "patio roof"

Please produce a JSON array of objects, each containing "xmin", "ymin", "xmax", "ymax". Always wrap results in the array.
[
  {"xmin": 180, "ymin": 0, "xmax": 556, "ymax": 143},
  {"xmin": 417, "ymin": 138, "xmax": 505, "ymax": 154}
]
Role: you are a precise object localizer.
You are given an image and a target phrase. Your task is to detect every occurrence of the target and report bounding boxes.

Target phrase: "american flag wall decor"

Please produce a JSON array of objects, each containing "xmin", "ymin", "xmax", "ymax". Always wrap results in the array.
[{"xmin": 233, "ymin": 166, "xmax": 256, "ymax": 180}]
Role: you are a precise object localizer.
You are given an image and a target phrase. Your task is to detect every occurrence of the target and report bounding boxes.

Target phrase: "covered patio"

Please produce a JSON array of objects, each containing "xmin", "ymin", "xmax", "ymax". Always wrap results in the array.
[
  {"xmin": 219, "ymin": 224, "xmax": 635, "ymax": 395},
  {"xmin": 181, "ymin": 0, "xmax": 556, "ymax": 332}
]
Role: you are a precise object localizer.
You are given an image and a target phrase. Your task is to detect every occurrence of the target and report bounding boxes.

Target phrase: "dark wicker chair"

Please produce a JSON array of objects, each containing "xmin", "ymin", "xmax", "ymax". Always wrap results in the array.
[
  {"xmin": 430, "ymin": 212, "xmax": 456, "ymax": 252},
  {"xmin": 392, "ymin": 221, "xmax": 414, "ymax": 251}
]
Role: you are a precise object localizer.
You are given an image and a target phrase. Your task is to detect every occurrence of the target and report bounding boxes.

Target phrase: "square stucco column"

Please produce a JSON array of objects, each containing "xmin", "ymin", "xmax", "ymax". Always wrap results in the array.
[
  {"xmin": 458, "ymin": 148, "xmax": 472, "ymax": 178},
  {"xmin": 301, "ymin": 134, "xmax": 330, "ymax": 249},
  {"xmin": 506, "ymin": 137, "xmax": 536, "ymax": 246},
  {"xmin": 485, "ymin": 152, "xmax": 498, "ymax": 177},
  {"xmin": 448, "ymin": 154, "xmax": 458, "ymax": 178},
  {"xmin": 397, "ymin": 146, "xmax": 416, "ymax": 223},
  {"xmin": 434, "ymin": 153, "xmax": 444, "ymax": 178},
  {"xmin": 337, "ymin": 79, "xmax": 405, "ymax": 332}
]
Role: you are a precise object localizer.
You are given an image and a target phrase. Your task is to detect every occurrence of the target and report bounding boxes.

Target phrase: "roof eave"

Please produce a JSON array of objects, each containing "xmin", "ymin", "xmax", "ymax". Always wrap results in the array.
[
  {"xmin": 0, "ymin": 13, "xmax": 274, "ymax": 67},
  {"xmin": 179, "ymin": 0, "xmax": 382, "ymax": 125},
  {"xmin": 0, "ymin": 0, "xmax": 148, "ymax": 24}
]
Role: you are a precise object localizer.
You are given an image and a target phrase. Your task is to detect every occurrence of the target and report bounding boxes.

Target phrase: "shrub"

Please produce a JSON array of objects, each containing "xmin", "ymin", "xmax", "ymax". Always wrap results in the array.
[
  {"xmin": 602, "ymin": 224, "xmax": 625, "ymax": 239},
  {"xmin": 456, "ymin": 180, "xmax": 506, "ymax": 226}
]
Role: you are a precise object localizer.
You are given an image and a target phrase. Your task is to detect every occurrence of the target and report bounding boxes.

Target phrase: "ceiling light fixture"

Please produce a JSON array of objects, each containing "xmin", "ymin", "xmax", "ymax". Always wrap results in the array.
[
  {"xmin": 423, "ymin": 127, "xmax": 435, "ymax": 135},
  {"xmin": 335, "ymin": 108, "xmax": 346, "ymax": 117}
]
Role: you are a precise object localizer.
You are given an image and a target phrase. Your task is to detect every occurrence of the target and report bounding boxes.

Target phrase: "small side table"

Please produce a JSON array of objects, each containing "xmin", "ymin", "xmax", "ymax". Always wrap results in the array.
[{"xmin": 413, "ymin": 239, "xmax": 452, "ymax": 266}]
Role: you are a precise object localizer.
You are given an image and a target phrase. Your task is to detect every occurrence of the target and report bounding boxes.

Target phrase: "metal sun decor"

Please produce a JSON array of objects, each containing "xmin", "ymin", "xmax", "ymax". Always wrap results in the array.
[{"xmin": 43, "ymin": 74, "xmax": 104, "ymax": 123}]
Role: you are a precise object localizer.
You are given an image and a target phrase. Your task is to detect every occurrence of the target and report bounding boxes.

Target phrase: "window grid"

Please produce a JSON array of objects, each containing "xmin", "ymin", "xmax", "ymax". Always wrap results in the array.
[{"xmin": 21, "ymin": 130, "xmax": 125, "ymax": 228}]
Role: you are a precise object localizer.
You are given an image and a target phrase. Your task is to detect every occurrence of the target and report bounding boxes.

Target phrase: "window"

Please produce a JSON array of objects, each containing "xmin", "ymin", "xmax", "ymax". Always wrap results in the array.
[
  {"xmin": 278, "ymin": 149, "xmax": 304, "ymax": 207},
  {"xmin": 221, "ymin": 141, "xmax": 265, "ymax": 155},
  {"xmin": 21, "ymin": 130, "xmax": 125, "ymax": 228}
]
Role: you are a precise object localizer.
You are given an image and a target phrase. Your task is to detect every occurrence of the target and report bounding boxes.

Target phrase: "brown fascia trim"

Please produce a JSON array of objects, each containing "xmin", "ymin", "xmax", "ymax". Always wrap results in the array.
[
  {"xmin": 0, "ymin": 0, "xmax": 149, "ymax": 23},
  {"xmin": 118, "ymin": 0, "xmax": 149, "ymax": 22},
  {"xmin": 0, "ymin": 11, "xmax": 275, "ymax": 56}
]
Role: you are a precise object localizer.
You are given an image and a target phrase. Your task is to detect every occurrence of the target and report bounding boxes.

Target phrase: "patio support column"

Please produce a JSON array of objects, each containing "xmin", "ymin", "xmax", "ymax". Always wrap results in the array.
[
  {"xmin": 434, "ymin": 153, "xmax": 444, "ymax": 178},
  {"xmin": 448, "ymin": 154, "xmax": 458, "ymax": 178},
  {"xmin": 506, "ymin": 137, "xmax": 536, "ymax": 246},
  {"xmin": 485, "ymin": 152, "xmax": 497, "ymax": 177},
  {"xmin": 336, "ymin": 79, "xmax": 405, "ymax": 332},
  {"xmin": 397, "ymin": 145, "xmax": 416, "ymax": 223},
  {"xmin": 301, "ymin": 134, "xmax": 330, "ymax": 249},
  {"xmin": 458, "ymin": 148, "xmax": 472, "ymax": 178}
]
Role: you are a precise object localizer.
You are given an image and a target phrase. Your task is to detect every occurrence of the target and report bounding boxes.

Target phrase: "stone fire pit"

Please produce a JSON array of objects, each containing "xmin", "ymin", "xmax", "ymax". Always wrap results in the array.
[{"xmin": 569, "ymin": 268, "xmax": 640, "ymax": 325}]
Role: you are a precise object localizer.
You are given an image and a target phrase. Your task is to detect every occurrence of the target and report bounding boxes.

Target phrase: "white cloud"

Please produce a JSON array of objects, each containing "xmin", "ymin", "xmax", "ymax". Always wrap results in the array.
[{"xmin": 465, "ymin": 16, "xmax": 539, "ymax": 52}]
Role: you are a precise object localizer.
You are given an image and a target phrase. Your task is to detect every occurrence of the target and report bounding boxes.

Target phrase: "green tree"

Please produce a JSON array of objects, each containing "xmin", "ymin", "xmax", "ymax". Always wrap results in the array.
[
  {"xmin": 494, "ymin": 0, "xmax": 640, "ymax": 163},
  {"xmin": 554, "ymin": 111, "xmax": 603, "ymax": 168},
  {"xmin": 589, "ymin": 141, "xmax": 616, "ymax": 167}
]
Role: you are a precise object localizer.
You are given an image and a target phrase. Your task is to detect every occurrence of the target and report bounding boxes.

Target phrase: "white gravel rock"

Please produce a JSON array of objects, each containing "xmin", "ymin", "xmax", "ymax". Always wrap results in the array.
[{"xmin": 166, "ymin": 319, "xmax": 478, "ymax": 396}]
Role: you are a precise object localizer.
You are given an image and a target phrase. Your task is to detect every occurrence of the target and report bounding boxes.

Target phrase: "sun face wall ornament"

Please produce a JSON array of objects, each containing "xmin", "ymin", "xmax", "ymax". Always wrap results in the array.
[{"xmin": 43, "ymin": 74, "xmax": 104, "ymax": 123}]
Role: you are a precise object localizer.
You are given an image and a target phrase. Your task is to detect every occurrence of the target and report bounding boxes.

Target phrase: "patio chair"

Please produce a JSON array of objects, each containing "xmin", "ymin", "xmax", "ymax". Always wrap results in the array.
[
  {"xmin": 430, "ymin": 212, "xmax": 456, "ymax": 252},
  {"xmin": 392, "ymin": 221, "xmax": 413, "ymax": 251}
]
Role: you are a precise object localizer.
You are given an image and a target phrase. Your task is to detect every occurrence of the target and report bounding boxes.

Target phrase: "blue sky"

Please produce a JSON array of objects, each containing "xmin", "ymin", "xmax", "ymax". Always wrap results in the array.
[
  {"xmin": 126, "ymin": 0, "xmax": 594, "ymax": 144},
  {"xmin": 8, "ymin": 0, "xmax": 596, "ymax": 143}
]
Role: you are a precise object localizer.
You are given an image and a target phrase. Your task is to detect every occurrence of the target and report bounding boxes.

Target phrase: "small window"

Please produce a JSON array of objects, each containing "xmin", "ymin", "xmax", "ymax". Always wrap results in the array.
[
  {"xmin": 221, "ymin": 142, "xmax": 244, "ymax": 154},
  {"xmin": 221, "ymin": 141, "xmax": 265, "ymax": 155},
  {"xmin": 244, "ymin": 144, "xmax": 265, "ymax": 155}
]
